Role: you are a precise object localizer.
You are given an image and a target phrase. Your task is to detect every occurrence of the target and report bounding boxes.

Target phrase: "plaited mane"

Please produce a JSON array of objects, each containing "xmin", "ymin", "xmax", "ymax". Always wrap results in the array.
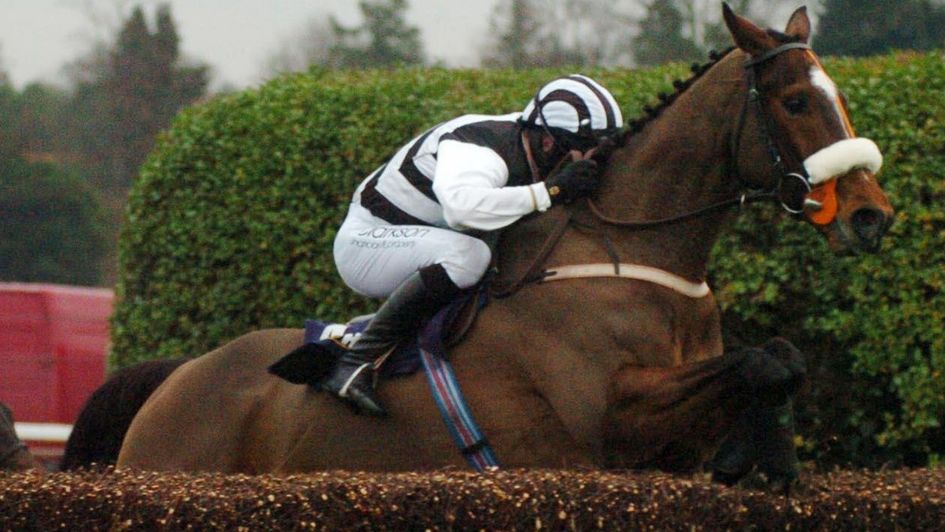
[
  {"xmin": 623, "ymin": 30, "xmax": 803, "ymax": 140},
  {"xmin": 623, "ymin": 47, "xmax": 736, "ymax": 139}
]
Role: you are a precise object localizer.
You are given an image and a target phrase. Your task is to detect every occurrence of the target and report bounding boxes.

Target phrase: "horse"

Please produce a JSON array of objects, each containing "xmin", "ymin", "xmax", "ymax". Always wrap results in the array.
[
  {"xmin": 60, "ymin": 359, "xmax": 188, "ymax": 471},
  {"xmin": 0, "ymin": 402, "xmax": 43, "ymax": 472},
  {"xmin": 118, "ymin": 5, "xmax": 893, "ymax": 477}
]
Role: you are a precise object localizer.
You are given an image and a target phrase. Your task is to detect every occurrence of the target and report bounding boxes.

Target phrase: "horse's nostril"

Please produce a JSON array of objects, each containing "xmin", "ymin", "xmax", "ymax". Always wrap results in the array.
[{"xmin": 851, "ymin": 208, "xmax": 888, "ymax": 246}]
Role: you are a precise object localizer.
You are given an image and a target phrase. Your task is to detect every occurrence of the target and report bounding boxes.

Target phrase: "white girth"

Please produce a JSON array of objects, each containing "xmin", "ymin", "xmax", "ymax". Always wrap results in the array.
[{"xmin": 541, "ymin": 263, "xmax": 711, "ymax": 299}]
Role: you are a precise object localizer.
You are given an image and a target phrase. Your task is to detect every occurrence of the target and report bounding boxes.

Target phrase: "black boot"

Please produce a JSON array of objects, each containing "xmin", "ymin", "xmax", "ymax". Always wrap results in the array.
[{"xmin": 321, "ymin": 264, "xmax": 461, "ymax": 416}]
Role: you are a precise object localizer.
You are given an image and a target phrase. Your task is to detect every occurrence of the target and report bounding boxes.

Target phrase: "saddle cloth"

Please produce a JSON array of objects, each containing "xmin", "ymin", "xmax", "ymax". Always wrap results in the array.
[
  {"xmin": 269, "ymin": 288, "xmax": 485, "ymax": 385},
  {"xmin": 303, "ymin": 316, "xmax": 422, "ymax": 377}
]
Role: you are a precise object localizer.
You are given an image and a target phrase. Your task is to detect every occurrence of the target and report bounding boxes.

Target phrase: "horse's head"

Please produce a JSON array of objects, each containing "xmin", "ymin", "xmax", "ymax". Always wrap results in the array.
[{"xmin": 723, "ymin": 4, "xmax": 894, "ymax": 254}]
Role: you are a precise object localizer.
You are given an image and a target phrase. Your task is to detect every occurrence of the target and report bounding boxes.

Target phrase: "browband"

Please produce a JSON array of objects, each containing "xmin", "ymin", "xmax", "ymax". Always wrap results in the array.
[{"xmin": 744, "ymin": 42, "xmax": 811, "ymax": 68}]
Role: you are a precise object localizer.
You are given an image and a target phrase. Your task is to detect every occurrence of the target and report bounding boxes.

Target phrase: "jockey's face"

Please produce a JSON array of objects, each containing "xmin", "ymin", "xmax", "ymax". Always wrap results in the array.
[
  {"xmin": 538, "ymin": 132, "xmax": 570, "ymax": 173},
  {"xmin": 541, "ymin": 131, "xmax": 595, "ymax": 167}
]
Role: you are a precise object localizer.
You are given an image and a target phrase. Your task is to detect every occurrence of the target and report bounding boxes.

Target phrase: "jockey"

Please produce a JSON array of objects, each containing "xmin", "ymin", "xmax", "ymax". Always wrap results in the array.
[{"xmin": 323, "ymin": 75, "xmax": 624, "ymax": 416}]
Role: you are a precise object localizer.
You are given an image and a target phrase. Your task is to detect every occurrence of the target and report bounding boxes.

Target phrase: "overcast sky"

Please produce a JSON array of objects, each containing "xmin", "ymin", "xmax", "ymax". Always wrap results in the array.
[{"xmin": 0, "ymin": 0, "xmax": 500, "ymax": 90}]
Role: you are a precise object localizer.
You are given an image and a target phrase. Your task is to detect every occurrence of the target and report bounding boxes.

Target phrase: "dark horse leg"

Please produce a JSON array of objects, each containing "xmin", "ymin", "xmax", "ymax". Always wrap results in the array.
[
  {"xmin": 0, "ymin": 402, "xmax": 43, "ymax": 472},
  {"xmin": 601, "ymin": 338, "xmax": 805, "ymax": 472},
  {"xmin": 60, "ymin": 359, "xmax": 188, "ymax": 471},
  {"xmin": 710, "ymin": 338, "xmax": 807, "ymax": 490},
  {"xmin": 710, "ymin": 399, "xmax": 799, "ymax": 488}
]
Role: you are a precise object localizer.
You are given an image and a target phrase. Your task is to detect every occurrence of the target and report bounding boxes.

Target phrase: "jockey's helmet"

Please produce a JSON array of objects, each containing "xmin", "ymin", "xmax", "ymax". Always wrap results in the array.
[{"xmin": 521, "ymin": 75, "xmax": 624, "ymax": 152}]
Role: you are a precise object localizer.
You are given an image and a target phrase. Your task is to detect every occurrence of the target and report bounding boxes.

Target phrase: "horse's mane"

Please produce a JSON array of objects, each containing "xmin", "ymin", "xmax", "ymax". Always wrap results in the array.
[
  {"xmin": 624, "ymin": 30, "xmax": 802, "ymax": 138},
  {"xmin": 625, "ymin": 47, "xmax": 736, "ymax": 137}
]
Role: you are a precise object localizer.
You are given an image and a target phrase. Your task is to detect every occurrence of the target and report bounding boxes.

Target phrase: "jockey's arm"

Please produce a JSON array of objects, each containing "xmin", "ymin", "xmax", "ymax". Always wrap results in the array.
[{"xmin": 432, "ymin": 140, "xmax": 551, "ymax": 232}]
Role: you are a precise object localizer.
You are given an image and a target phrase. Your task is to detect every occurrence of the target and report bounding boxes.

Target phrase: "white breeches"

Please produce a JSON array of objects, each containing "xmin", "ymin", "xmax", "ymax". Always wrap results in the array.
[{"xmin": 333, "ymin": 204, "xmax": 492, "ymax": 298}]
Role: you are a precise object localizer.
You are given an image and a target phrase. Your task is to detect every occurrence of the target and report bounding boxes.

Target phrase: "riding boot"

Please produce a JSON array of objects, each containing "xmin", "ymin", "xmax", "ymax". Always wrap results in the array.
[{"xmin": 321, "ymin": 264, "xmax": 461, "ymax": 416}]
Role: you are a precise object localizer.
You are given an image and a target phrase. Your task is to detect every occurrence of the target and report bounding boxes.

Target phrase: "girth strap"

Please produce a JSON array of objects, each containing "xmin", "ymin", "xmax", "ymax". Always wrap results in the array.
[
  {"xmin": 541, "ymin": 263, "xmax": 710, "ymax": 299},
  {"xmin": 419, "ymin": 345, "xmax": 499, "ymax": 471}
]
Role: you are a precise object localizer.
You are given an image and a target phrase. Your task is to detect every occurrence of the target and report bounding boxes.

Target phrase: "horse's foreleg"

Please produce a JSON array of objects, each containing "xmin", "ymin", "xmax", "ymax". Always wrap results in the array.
[
  {"xmin": 601, "ymin": 339, "xmax": 805, "ymax": 472},
  {"xmin": 711, "ymin": 338, "xmax": 806, "ymax": 488},
  {"xmin": 710, "ymin": 398, "xmax": 799, "ymax": 489}
]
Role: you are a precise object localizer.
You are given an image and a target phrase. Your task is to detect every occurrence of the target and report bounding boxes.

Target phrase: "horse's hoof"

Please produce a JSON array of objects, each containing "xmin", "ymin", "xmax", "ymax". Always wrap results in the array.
[
  {"xmin": 753, "ymin": 400, "xmax": 799, "ymax": 486},
  {"xmin": 709, "ymin": 432, "xmax": 757, "ymax": 486},
  {"xmin": 737, "ymin": 468, "xmax": 800, "ymax": 495},
  {"xmin": 711, "ymin": 468, "xmax": 747, "ymax": 486}
]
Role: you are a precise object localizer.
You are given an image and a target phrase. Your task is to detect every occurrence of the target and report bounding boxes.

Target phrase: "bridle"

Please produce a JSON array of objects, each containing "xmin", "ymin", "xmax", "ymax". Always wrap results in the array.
[
  {"xmin": 587, "ymin": 42, "xmax": 821, "ymax": 229},
  {"xmin": 733, "ymin": 42, "xmax": 822, "ymax": 215}
]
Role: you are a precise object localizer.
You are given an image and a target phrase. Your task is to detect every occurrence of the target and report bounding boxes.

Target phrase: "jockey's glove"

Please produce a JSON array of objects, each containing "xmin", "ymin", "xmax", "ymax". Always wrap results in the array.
[{"xmin": 545, "ymin": 159, "xmax": 600, "ymax": 205}]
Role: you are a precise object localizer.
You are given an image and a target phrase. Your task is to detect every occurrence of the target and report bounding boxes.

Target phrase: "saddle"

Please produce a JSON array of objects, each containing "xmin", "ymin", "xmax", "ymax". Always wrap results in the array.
[{"xmin": 267, "ymin": 289, "xmax": 484, "ymax": 385}]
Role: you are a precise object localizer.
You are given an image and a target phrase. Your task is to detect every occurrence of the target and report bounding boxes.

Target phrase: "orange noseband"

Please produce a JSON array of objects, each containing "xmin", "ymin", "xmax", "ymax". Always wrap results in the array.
[{"xmin": 807, "ymin": 180, "xmax": 838, "ymax": 226}]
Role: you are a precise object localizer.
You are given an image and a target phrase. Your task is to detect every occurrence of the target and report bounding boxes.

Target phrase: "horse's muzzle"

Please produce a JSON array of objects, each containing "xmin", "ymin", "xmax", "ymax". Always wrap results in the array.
[{"xmin": 850, "ymin": 206, "xmax": 894, "ymax": 253}]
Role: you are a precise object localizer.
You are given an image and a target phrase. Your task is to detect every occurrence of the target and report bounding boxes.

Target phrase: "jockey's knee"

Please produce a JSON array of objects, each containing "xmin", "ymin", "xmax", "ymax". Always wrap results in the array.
[{"xmin": 440, "ymin": 237, "xmax": 492, "ymax": 289}]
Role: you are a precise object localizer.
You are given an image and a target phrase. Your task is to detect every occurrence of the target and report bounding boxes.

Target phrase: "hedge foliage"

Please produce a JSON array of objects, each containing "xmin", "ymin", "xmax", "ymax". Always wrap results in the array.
[
  {"xmin": 113, "ymin": 52, "xmax": 945, "ymax": 466},
  {"xmin": 3, "ymin": 468, "xmax": 945, "ymax": 530}
]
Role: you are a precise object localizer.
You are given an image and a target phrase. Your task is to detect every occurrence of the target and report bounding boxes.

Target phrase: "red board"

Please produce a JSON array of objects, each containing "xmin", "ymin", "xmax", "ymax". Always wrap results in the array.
[{"xmin": 0, "ymin": 283, "xmax": 113, "ymax": 424}]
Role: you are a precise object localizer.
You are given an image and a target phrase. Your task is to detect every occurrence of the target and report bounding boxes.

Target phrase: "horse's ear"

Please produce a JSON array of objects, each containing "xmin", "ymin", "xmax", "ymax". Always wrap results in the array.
[
  {"xmin": 722, "ymin": 2, "xmax": 776, "ymax": 56},
  {"xmin": 784, "ymin": 6, "xmax": 811, "ymax": 43}
]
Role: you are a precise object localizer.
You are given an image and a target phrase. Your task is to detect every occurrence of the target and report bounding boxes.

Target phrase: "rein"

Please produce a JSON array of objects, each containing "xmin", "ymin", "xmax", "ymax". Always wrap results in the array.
[{"xmin": 587, "ymin": 190, "xmax": 774, "ymax": 229}]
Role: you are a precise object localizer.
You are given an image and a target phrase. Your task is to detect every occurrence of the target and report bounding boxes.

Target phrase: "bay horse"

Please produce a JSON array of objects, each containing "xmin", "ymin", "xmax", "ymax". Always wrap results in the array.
[
  {"xmin": 118, "ymin": 5, "xmax": 893, "ymax": 475},
  {"xmin": 0, "ymin": 402, "xmax": 43, "ymax": 472}
]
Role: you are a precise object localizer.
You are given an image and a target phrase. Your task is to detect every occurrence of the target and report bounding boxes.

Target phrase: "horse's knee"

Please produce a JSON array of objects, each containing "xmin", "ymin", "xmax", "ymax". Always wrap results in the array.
[
  {"xmin": 736, "ymin": 341, "xmax": 806, "ymax": 405},
  {"xmin": 763, "ymin": 337, "xmax": 807, "ymax": 390},
  {"xmin": 439, "ymin": 237, "xmax": 492, "ymax": 289}
]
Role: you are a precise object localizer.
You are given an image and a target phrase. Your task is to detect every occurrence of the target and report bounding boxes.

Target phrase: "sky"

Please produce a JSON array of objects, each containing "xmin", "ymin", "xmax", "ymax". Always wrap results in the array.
[{"xmin": 0, "ymin": 0, "xmax": 500, "ymax": 90}]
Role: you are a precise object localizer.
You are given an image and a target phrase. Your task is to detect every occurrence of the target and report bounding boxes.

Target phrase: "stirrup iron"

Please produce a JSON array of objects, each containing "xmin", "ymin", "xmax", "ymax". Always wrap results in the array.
[{"xmin": 338, "ymin": 363, "xmax": 373, "ymax": 398}]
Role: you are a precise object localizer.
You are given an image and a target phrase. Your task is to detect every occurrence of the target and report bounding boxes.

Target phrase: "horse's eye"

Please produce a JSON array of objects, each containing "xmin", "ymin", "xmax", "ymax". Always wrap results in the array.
[{"xmin": 783, "ymin": 94, "xmax": 808, "ymax": 115}]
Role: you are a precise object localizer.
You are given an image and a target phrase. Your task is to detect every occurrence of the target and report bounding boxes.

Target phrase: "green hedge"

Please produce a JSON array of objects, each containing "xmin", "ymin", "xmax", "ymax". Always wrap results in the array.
[
  {"xmin": 113, "ymin": 52, "xmax": 945, "ymax": 466},
  {"xmin": 112, "ymin": 66, "xmax": 685, "ymax": 361}
]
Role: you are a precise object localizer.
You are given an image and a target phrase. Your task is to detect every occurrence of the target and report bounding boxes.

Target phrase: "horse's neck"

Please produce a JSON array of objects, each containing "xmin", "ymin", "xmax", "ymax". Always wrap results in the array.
[{"xmin": 587, "ymin": 58, "xmax": 744, "ymax": 281}]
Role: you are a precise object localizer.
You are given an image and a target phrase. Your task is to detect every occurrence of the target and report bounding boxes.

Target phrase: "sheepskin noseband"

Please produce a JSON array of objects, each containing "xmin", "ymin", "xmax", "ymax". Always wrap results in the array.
[{"xmin": 804, "ymin": 137, "xmax": 883, "ymax": 186}]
